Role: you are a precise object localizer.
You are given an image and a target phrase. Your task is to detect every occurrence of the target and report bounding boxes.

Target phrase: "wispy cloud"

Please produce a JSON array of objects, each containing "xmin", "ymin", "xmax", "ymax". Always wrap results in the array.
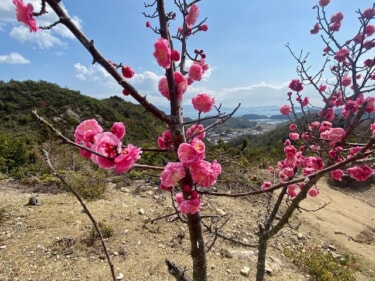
[
  {"xmin": 10, "ymin": 26, "xmax": 64, "ymax": 49},
  {"xmin": 0, "ymin": 52, "xmax": 30, "ymax": 64}
]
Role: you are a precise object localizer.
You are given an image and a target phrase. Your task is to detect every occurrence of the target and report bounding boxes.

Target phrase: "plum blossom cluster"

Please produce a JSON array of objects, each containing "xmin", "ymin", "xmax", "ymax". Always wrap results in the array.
[
  {"xmin": 159, "ymin": 126, "xmax": 221, "ymax": 214},
  {"xmin": 74, "ymin": 120, "xmax": 142, "ymax": 174},
  {"xmin": 312, "ymin": 1, "xmax": 375, "ymax": 51},
  {"xmin": 273, "ymin": 66, "xmax": 374, "ymax": 197},
  {"xmin": 281, "ymin": 111, "xmax": 374, "ymax": 185},
  {"xmin": 151, "ymin": 2, "xmax": 210, "ymax": 105},
  {"xmin": 262, "ymin": 137, "xmax": 324, "ymax": 198}
]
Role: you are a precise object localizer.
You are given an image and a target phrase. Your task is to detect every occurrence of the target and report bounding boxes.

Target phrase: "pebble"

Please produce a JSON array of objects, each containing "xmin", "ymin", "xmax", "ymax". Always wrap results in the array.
[
  {"xmin": 116, "ymin": 272, "xmax": 124, "ymax": 280},
  {"xmin": 220, "ymin": 248, "xmax": 233, "ymax": 258},
  {"xmin": 240, "ymin": 266, "xmax": 250, "ymax": 277}
]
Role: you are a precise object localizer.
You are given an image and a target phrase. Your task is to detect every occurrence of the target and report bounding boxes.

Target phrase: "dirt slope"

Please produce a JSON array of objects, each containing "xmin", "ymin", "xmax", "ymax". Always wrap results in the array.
[
  {"xmin": 298, "ymin": 179, "xmax": 375, "ymax": 279},
  {"xmin": 0, "ymin": 178, "xmax": 374, "ymax": 280}
]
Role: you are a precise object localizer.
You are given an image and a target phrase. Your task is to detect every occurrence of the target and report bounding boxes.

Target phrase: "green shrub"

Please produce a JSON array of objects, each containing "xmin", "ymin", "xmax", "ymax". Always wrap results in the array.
[
  {"xmin": 86, "ymin": 222, "xmax": 113, "ymax": 246},
  {"xmin": 284, "ymin": 246, "xmax": 358, "ymax": 281},
  {"xmin": 65, "ymin": 171, "xmax": 106, "ymax": 201}
]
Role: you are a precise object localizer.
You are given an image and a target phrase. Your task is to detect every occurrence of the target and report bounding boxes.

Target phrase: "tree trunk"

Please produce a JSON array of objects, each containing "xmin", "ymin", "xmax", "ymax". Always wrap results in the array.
[
  {"xmin": 187, "ymin": 212, "xmax": 207, "ymax": 281},
  {"xmin": 256, "ymin": 228, "xmax": 268, "ymax": 281}
]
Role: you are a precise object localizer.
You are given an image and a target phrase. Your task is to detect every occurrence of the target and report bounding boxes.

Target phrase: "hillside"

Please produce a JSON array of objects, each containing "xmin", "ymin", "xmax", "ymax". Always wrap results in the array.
[{"xmin": 0, "ymin": 80, "xmax": 164, "ymax": 146}]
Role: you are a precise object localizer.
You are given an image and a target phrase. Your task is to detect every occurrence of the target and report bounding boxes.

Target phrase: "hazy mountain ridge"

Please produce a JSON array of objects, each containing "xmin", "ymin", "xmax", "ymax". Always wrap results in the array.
[{"xmin": 0, "ymin": 80, "xmax": 164, "ymax": 145}]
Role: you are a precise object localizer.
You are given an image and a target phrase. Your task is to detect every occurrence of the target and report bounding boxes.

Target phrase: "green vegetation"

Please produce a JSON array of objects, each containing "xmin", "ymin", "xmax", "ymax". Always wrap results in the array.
[
  {"xmin": 284, "ymin": 246, "xmax": 359, "ymax": 281},
  {"xmin": 0, "ymin": 80, "xmax": 164, "ymax": 145},
  {"xmin": 65, "ymin": 170, "xmax": 107, "ymax": 201},
  {"xmin": 86, "ymin": 222, "xmax": 114, "ymax": 246},
  {"xmin": 0, "ymin": 132, "xmax": 35, "ymax": 174},
  {"xmin": 0, "ymin": 80, "xmax": 167, "ymax": 180}
]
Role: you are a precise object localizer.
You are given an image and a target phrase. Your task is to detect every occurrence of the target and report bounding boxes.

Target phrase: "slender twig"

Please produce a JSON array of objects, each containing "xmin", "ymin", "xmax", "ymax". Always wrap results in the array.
[
  {"xmin": 150, "ymin": 211, "xmax": 179, "ymax": 223},
  {"xmin": 42, "ymin": 149, "xmax": 117, "ymax": 281}
]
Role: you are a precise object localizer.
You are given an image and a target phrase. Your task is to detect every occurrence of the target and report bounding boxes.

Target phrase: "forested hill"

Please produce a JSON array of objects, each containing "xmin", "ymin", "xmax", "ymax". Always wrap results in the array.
[{"xmin": 0, "ymin": 80, "xmax": 164, "ymax": 146}]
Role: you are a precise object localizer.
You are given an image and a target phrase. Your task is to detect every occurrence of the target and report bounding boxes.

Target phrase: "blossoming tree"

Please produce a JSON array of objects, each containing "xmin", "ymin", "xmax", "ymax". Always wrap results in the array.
[{"xmin": 12, "ymin": 0, "xmax": 375, "ymax": 280}]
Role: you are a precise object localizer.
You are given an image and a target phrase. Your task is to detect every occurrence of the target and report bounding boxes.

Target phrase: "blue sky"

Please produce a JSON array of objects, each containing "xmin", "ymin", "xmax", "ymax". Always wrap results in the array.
[{"xmin": 0, "ymin": 0, "xmax": 372, "ymax": 113}]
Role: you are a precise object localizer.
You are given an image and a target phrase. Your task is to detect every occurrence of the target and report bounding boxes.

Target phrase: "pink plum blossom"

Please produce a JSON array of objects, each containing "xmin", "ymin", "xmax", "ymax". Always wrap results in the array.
[
  {"xmin": 318, "ymin": 0, "xmax": 330, "ymax": 7},
  {"xmin": 308, "ymin": 188, "xmax": 319, "ymax": 197},
  {"xmin": 331, "ymin": 169, "xmax": 344, "ymax": 181},
  {"xmin": 362, "ymin": 8, "xmax": 375, "ymax": 19},
  {"xmin": 186, "ymin": 124, "xmax": 205, "ymax": 140},
  {"xmin": 74, "ymin": 119, "xmax": 103, "ymax": 158},
  {"xmin": 189, "ymin": 63, "xmax": 203, "ymax": 81},
  {"xmin": 289, "ymin": 132, "xmax": 300, "ymax": 141},
  {"xmin": 114, "ymin": 144, "xmax": 142, "ymax": 174},
  {"xmin": 192, "ymin": 93, "xmax": 215, "ymax": 113},
  {"xmin": 111, "ymin": 122, "xmax": 126, "ymax": 139},
  {"xmin": 320, "ymin": 127, "xmax": 346, "ymax": 142},
  {"xmin": 364, "ymin": 59, "xmax": 375, "ymax": 67},
  {"xmin": 289, "ymin": 79, "xmax": 304, "ymax": 92},
  {"xmin": 348, "ymin": 146, "xmax": 361, "ymax": 158},
  {"xmin": 190, "ymin": 160, "xmax": 221, "ymax": 188},
  {"xmin": 199, "ymin": 24, "xmax": 208, "ymax": 31},
  {"xmin": 354, "ymin": 33, "xmax": 364, "ymax": 44},
  {"xmin": 289, "ymin": 123, "xmax": 297, "ymax": 131},
  {"xmin": 175, "ymin": 192, "xmax": 201, "ymax": 214},
  {"xmin": 153, "ymin": 38, "xmax": 171, "ymax": 69},
  {"xmin": 13, "ymin": 0, "xmax": 38, "ymax": 32},
  {"xmin": 319, "ymin": 84, "xmax": 327, "ymax": 92},
  {"xmin": 158, "ymin": 72, "xmax": 187, "ymax": 101},
  {"xmin": 287, "ymin": 184, "xmax": 300, "ymax": 198},
  {"xmin": 301, "ymin": 132, "xmax": 310, "ymax": 140},
  {"xmin": 310, "ymin": 23, "xmax": 320, "ymax": 34},
  {"xmin": 365, "ymin": 25, "xmax": 375, "ymax": 36},
  {"xmin": 121, "ymin": 66, "xmax": 134, "ymax": 78},
  {"xmin": 160, "ymin": 162, "xmax": 186, "ymax": 188},
  {"xmin": 330, "ymin": 12, "xmax": 343, "ymax": 23},
  {"xmin": 365, "ymin": 97, "xmax": 375, "ymax": 113},
  {"xmin": 280, "ymin": 105, "xmax": 291, "ymax": 115},
  {"xmin": 171, "ymin": 49, "xmax": 180, "ymax": 61},
  {"xmin": 319, "ymin": 121, "xmax": 332, "ymax": 132},
  {"xmin": 371, "ymin": 122, "xmax": 375, "ymax": 135},
  {"xmin": 157, "ymin": 130, "xmax": 174, "ymax": 149},
  {"xmin": 347, "ymin": 165, "xmax": 373, "ymax": 182},
  {"xmin": 90, "ymin": 132, "xmax": 121, "ymax": 169},
  {"xmin": 178, "ymin": 138, "xmax": 205, "ymax": 165},
  {"xmin": 341, "ymin": 76, "xmax": 352, "ymax": 87},
  {"xmin": 261, "ymin": 181, "xmax": 272, "ymax": 190},
  {"xmin": 185, "ymin": 4, "xmax": 199, "ymax": 28},
  {"xmin": 334, "ymin": 48, "xmax": 349, "ymax": 62}
]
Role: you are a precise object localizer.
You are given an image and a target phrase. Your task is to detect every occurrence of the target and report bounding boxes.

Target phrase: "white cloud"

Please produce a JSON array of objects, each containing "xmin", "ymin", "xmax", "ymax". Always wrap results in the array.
[
  {"xmin": 0, "ymin": 52, "xmax": 30, "ymax": 64},
  {"xmin": 73, "ymin": 63, "xmax": 165, "ymax": 101},
  {"xmin": 73, "ymin": 62, "xmax": 124, "ymax": 98},
  {"xmin": 10, "ymin": 26, "xmax": 63, "ymax": 49}
]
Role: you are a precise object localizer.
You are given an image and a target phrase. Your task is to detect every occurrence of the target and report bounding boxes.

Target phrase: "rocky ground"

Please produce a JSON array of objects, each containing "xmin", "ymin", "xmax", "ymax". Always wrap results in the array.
[{"xmin": 0, "ymin": 177, "xmax": 374, "ymax": 281}]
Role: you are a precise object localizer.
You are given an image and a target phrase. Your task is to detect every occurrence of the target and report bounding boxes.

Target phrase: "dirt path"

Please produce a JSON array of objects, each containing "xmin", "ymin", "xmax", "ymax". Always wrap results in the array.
[{"xmin": 298, "ymin": 179, "xmax": 375, "ymax": 278}]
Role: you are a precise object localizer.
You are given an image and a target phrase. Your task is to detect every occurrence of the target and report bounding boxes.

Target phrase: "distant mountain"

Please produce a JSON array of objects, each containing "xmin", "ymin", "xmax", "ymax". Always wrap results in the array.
[
  {"xmin": 240, "ymin": 113, "xmax": 269, "ymax": 120},
  {"xmin": 181, "ymin": 104, "xmax": 282, "ymax": 118},
  {"xmin": 0, "ymin": 80, "xmax": 164, "ymax": 145}
]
